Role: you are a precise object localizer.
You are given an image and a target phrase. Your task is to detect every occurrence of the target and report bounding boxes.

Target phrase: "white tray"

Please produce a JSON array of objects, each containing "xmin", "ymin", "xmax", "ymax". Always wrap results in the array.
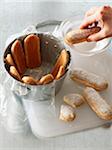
[{"xmin": 23, "ymin": 48, "xmax": 112, "ymax": 138}]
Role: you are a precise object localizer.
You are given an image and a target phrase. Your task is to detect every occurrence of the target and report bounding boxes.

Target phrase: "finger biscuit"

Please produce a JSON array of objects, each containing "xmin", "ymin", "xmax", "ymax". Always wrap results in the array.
[
  {"xmin": 5, "ymin": 54, "xmax": 15, "ymax": 66},
  {"xmin": 64, "ymin": 93, "xmax": 84, "ymax": 108},
  {"xmin": 24, "ymin": 34, "xmax": 41, "ymax": 68},
  {"xmin": 59, "ymin": 104, "xmax": 76, "ymax": 122},
  {"xmin": 55, "ymin": 66, "xmax": 65, "ymax": 80},
  {"xmin": 22, "ymin": 76, "xmax": 37, "ymax": 85},
  {"xmin": 64, "ymin": 27, "xmax": 101, "ymax": 45},
  {"xmin": 39, "ymin": 74, "xmax": 54, "ymax": 84},
  {"xmin": 11, "ymin": 40, "xmax": 26, "ymax": 74},
  {"xmin": 83, "ymin": 87, "xmax": 112, "ymax": 120},
  {"xmin": 51, "ymin": 49, "xmax": 69, "ymax": 78},
  {"xmin": 70, "ymin": 68, "xmax": 108, "ymax": 91},
  {"xmin": 10, "ymin": 66, "xmax": 21, "ymax": 81}
]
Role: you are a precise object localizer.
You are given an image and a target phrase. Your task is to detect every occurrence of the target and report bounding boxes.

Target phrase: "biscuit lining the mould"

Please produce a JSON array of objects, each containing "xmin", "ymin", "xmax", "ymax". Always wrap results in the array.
[{"xmin": 4, "ymin": 33, "xmax": 70, "ymax": 86}]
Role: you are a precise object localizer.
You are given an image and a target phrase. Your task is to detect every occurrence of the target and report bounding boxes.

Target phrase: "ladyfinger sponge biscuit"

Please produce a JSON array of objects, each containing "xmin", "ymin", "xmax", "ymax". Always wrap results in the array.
[
  {"xmin": 22, "ymin": 76, "xmax": 38, "ymax": 85},
  {"xmin": 64, "ymin": 27, "xmax": 101, "ymax": 45},
  {"xmin": 64, "ymin": 93, "xmax": 84, "ymax": 108},
  {"xmin": 70, "ymin": 68, "xmax": 108, "ymax": 91},
  {"xmin": 5, "ymin": 54, "xmax": 15, "ymax": 66},
  {"xmin": 11, "ymin": 40, "xmax": 26, "ymax": 74},
  {"xmin": 83, "ymin": 87, "xmax": 112, "ymax": 120},
  {"xmin": 55, "ymin": 65, "xmax": 65, "ymax": 80},
  {"xmin": 24, "ymin": 34, "xmax": 41, "ymax": 68},
  {"xmin": 39, "ymin": 74, "xmax": 54, "ymax": 85},
  {"xmin": 10, "ymin": 66, "xmax": 21, "ymax": 81},
  {"xmin": 59, "ymin": 104, "xmax": 76, "ymax": 122},
  {"xmin": 51, "ymin": 49, "xmax": 69, "ymax": 78}
]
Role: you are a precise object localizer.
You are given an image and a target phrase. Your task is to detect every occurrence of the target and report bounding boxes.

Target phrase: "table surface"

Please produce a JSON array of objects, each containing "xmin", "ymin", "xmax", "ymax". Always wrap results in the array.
[{"xmin": 0, "ymin": 1, "xmax": 112, "ymax": 150}]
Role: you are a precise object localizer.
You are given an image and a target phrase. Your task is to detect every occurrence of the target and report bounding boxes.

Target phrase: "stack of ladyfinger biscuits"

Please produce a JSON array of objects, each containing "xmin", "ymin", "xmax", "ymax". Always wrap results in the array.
[
  {"xmin": 4, "ymin": 34, "xmax": 70, "ymax": 85},
  {"xmin": 59, "ymin": 67, "xmax": 112, "ymax": 122}
]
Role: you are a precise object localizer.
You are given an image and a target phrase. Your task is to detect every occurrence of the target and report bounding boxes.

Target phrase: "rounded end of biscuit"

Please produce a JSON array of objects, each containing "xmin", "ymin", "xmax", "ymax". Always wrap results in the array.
[
  {"xmin": 10, "ymin": 66, "xmax": 21, "ymax": 81},
  {"xmin": 64, "ymin": 36, "xmax": 73, "ymax": 45},
  {"xmin": 59, "ymin": 104, "xmax": 76, "ymax": 122},
  {"xmin": 39, "ymin": 74, "xmax": 54, "ymax": 85},
  {"xmin": 22, "ymin": 76, "xmax": 37, "ymax": 85}
]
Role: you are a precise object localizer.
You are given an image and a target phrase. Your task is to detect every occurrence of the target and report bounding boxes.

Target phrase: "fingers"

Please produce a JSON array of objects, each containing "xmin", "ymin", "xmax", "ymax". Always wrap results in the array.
[
  {"xmin": 85, "ymin": 7, "xmax": 99, "ymax": 17},
  {"xmin": 87, "ymin": 29, "xmax": 106, "ymax": 41},
  {"xmin": 80, "ymin": 15, "xmax": 97, "ymax": 29},
  {"xmin": 79, "ymin": 5, "xmax": 112, "ymax": 41},
  {"xmin": 80, "ymin": 7, "xmax": 99, "ymax": 29}
]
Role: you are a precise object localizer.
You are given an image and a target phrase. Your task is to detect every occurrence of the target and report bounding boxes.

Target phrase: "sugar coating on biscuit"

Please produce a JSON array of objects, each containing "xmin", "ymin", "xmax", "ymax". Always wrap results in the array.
[
  {"xmin": 70, "ymin": 68, "xmax": 108, "ymax": 89},
  {"xmin": 64, "ymin": 93, "xmax": 84, "ymax": 107},
  {"xmin": 84, "ymin": 87, "xmax": 112, "ymax": 114},
  {"xmin": 67, "ymin": 28, "xmax": 100, "ymax": 39},
  {"xmin": 65, "ymin": 27, "xmax": 100, "ymax": 44},
  {"xmin": 59, "ymin": 104, "xmax": 76, "ymax": 122}
]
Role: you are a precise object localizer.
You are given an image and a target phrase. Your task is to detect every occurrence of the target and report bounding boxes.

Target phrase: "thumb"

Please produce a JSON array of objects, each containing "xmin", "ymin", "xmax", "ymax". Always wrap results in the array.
[{"xmin": 87, "ymin": 29, "xmax": 107, "ymax": 41}]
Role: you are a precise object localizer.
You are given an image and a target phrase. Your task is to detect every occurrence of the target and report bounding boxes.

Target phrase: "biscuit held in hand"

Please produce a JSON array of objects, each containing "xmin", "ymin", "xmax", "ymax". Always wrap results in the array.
[
  {"xmin": 51, "ymin": 49, "xmax": 69, "ymax": 78},
  {"xmin": 64, "ymin": 27, "xmax": 101, "ymax": 45},
  {"xmin": 83, "ymin": 87, "xmax": 112, "ymax": 120},
  {"xmin": 24, "ymin": 34, "xmax": 41, "ymax": 68},
  {"xmin": 10, "ymin": 66, "xmax": 21, "ymax": 81},
  {"xmin": 70, "ymin": 68, "xmax": 108, "ymax": 91},
  {"xmin": 39, "ymin": 74, "xmax": 54, "ymax": 85},
  {"xmin": 64, "ymin": 93, "xmax": 84, "ymax": 108},
  {"xmin": 11, "ymin": 40, "xmax": 26, "ymax": 74},
  {"xmin": 59, "ymin": 104, "xmax": 76, "ymax": 122},
  {"xmin": 22, "ymin": 76, "xmax": 38, "ymax": 85},
  {"xmin": 5, "ymin": 54, "xmax": 15, "ymax": 66}
]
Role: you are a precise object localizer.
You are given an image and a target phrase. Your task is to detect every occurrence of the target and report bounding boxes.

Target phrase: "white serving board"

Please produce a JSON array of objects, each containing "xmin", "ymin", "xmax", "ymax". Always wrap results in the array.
[{"xmin": 23, "ymin": 48, "xmax": 112, "ymax": 138}]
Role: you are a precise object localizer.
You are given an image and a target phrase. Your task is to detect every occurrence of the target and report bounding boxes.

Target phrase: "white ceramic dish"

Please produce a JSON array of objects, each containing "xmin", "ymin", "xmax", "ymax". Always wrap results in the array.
[{"xmin": 23, "ymin": 47, "xmax": 112, "ymax": 138}]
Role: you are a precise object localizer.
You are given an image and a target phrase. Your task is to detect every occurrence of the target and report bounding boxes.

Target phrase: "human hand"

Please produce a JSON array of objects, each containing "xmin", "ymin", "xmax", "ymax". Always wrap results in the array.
[{"xmin": 80, "ymin": 6, "xmax": 112, "ymax": 41}]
